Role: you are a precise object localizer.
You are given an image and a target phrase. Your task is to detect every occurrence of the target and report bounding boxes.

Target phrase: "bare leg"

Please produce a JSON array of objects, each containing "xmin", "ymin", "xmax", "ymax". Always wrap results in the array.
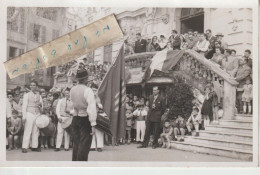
[
  {"xmin": 8, "ymin": 135, "xmax": 13, "ymax": 150},
  {"xmin": 14, "ymin": 136, "xmax": 19, "ymax": 149}
]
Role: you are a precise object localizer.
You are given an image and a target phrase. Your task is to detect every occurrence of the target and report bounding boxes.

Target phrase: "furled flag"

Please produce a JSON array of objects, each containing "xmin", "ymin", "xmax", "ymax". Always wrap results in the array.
[
  {"xmin": 144, "ymin": 49, "xmax": 185, "ymax": 80},
  {"xmin": 98, "ymin": 44, "xmax": 126, "ymax": 141}
]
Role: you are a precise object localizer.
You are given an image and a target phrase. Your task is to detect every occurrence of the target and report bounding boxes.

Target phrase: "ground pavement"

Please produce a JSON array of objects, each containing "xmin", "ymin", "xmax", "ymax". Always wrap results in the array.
[{"xmin": 6, "ymin": 143, "xmax": 242, "ymax": 162}]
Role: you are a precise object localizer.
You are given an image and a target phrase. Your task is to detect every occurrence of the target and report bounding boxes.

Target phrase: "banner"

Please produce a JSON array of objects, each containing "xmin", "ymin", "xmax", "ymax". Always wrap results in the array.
[{"xmin": 4, "ymin": 14, "xmax": 123, "ymax": 79}]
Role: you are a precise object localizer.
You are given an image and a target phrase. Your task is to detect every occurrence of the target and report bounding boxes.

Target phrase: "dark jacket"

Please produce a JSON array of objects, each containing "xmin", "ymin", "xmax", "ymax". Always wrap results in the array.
[
  {"xmin": 147, "ymin": 95, "xmax": 166, "ymax": 123},
  {"xmin": 134, "ymin": 39, "xmax": 147, "ymax": 53},
  {"xmin": 169, "ymin": 35, "xmax": 181, "ymax": 50}
]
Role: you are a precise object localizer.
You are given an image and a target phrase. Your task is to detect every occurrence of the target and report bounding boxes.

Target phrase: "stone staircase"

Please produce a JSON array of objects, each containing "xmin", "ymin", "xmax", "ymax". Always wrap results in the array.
[{"xmin": 170, "ymin": 114, "xmax": 253, "ymax": 161}]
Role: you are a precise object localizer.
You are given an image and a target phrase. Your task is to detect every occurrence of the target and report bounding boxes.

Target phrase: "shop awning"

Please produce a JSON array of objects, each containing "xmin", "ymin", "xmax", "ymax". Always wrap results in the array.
[{"xmin": 146, "ymin": 77, "xmax": 173, "ymax": 84}]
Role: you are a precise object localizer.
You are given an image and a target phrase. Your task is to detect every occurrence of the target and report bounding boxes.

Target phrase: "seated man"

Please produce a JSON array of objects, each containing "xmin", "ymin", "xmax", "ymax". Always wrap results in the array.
[
  {"xmin": 173, "ymin": 115, "xmax": 186, "ymax": 142},
  {"xmin": 186, "ymin": 107, "xmax": 201, "ymax": 137}
]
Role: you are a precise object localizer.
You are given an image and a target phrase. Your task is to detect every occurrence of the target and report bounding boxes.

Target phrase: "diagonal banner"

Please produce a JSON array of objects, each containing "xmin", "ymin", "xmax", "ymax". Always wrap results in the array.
[{"xmin": 4, "ymin": 14, "xmax": 123, "ymax": 79}]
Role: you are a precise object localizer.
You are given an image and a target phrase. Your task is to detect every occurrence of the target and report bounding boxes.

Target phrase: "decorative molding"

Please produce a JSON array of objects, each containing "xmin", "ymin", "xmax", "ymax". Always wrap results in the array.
[{"xmin": 227, "ymin": 31, "xmax": 243, "ymax": 36}]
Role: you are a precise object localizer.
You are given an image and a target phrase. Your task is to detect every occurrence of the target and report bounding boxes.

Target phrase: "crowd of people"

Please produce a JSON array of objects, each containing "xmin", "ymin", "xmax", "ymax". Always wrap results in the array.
[
  {"xmin": 6, "ymin": 80, "xmax": 105, "ymax": 153},
  {"xmin": 125, "ymin": 29, "xmax": 252, "ymax": 114},
  {"xmin": 6, "ymin": 28, "xmax": 253, "ymax": 153}
]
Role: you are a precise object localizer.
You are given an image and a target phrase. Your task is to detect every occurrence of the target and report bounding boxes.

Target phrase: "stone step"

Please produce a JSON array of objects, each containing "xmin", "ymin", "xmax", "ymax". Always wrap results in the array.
[
  {"xmin": 198, "ymin": 130, "xmax": 252, "ymax": 142},
  {"xmin": 219, "ymin": 120, "xmax": 252, "ymax": 127},
  {"xmin": 235, "ymin": 114, "xmax": 252, "ymax": 121},
  {"xmin": 184, "ymin": 136, "xmax": 252, "ymax": 150},
  {"xmin": 205, "ymin": 125, "xmax": 252, "ymax": 135},
  {"xmin": 170, "ymin": 140, "xmax": 253, "ymax": 161}
]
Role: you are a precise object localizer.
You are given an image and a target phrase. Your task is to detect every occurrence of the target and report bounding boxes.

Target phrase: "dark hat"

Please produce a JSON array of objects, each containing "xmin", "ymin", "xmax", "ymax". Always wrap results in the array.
[
  {"xmin": 91, "ymin": 83, "xmax": 98, "ymax": 89},
  {"xmin": 7, "ymin": 91, "xmax": 14, "ymax": 97},
  {"xmin": 76, "ymin": 68, "xmax": 89, "ymax": 81},
  {"xmin": 14, "ymin": 86, "xmax": 21, "ymax": 91}
]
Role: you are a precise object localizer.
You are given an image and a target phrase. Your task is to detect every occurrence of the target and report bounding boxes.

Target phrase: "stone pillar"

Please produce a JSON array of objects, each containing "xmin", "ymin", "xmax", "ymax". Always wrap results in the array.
[{"xmin": 223, "ymin": 81, "xmax": 236, "ymax": 120}]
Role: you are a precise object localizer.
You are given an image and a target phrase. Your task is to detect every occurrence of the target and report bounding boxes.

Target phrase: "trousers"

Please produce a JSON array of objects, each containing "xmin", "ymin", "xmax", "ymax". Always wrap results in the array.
[
  {"xmin": 136, "ymin": 121, "xmax": 146, "ymax": 142},
  {"xmin": 142, "ymin": 121, "xmax": 161, "ymax": 147},
  {"xmin": 91, "ymin": 129, "xmax": 104, "ymax": 149},
  {"xmin": 56, "ymin": 119, "xmax": 70, "ymax": 149},
  {"xmin": 22, "ymin": 112, "xmax": 39, "ymax": 149},
  {"xmin": 72, "ymin": 116, "xmax": 92, "ymax": 161}
]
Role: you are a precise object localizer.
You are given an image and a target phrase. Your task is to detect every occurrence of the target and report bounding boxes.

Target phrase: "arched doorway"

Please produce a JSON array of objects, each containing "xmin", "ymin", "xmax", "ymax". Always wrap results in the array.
[{"xmin": 180, "ymin": 8, "xmax": 204, "ymax": 34}]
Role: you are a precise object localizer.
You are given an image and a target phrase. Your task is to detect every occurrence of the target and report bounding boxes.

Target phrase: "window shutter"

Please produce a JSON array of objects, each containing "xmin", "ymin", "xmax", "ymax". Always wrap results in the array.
[{"xmin": 41, "ymin": 26, "xmax": 46, "ymax": 43}]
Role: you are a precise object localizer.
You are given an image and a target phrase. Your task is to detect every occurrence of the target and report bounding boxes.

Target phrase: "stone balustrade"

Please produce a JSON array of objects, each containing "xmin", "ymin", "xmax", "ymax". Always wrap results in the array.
[{"xmin": 124, "ymin": 49, "xmax": 239, "ymax": 120}]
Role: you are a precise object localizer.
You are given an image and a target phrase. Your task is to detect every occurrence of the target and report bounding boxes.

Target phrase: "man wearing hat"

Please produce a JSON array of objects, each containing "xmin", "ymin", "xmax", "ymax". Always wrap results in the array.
[
  {"xmin": 215, "ymin": 33, "xmax": 228, "ymax": 50},
  {"xmin": 70, "ymin": 69, "xmax": 97, "ymax": 161}
]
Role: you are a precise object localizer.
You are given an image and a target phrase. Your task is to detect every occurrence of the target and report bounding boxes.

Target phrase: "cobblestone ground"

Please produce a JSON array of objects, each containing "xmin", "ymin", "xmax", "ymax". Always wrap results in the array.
[{"xmin": 6, "ymin": 143, "xmax": 242, "ymax": 162}]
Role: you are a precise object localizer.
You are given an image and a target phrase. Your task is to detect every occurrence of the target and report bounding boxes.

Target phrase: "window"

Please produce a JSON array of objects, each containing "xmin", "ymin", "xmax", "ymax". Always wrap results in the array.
[
  {"xmin": 103, "ymin": 44, "xmax": 112, "ymax": 63},
  {"xmin": 29, "ymin": 23, "xmax": 46, "ymax": 43},
  {"xmin": 9, "ymin": 46, "xmax": 24, "ymax": 59},
  {"xmin": 7, "ymin": 7, "xmax": 25, "ymax": 34},
  {"xmin": 36, "ymin": 7, "xmax": 57, "ymax": 21},
  {"xmin": 52, "ymin": 29, "xmax": 60, "ymax": 40}
]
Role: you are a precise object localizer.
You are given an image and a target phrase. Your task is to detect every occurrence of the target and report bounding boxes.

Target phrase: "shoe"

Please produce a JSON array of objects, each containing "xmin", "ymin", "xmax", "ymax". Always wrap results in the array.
[
  {"xmin": 64, "ymin": 149, "xmax": 69, "ymax": 151},
  {"xmin": 97, "ymin": 148, "xmax": 102, "ymax": 152},
  {"xmin": 31, "ymin": 148, "xmax": 41, "ymax": 152},
  {"xmin": 152, "ymin": 145, "xmax": 157, "ymax": 149},
  {"xmin": 195, "ymin": 132, "xmax": 200, "ymax": 137},
  {"xmin": 54, "ymin": 148, "xmax": 60, "ymax": 152},
  {"xmin": 187, "ymin": 132, "xmax": 192, "ymax": 136},
  {"xmin": 161, "ymin": 143, "xmax": 166, "ymax": 148},
  {"xmin": 45, "ymin": 145, "xmax": 48, "ymax": 149},
  {"xmin": 41, "ymin": 145, "xmax": 44, "ymax": 149},
  {"xmin": 137, "ymin": 145, "xmax": 147, "ymax": 148},
  {"xmin": 180, "ymin": 138, "xmax": 184, "ymax": 142},
  {"xmin": 172, "ymin": 138, "xmax": 177, "ymax": 141},
  {"xmin": 8, "ymin": 147, "xmax": 12, "ymax": 151},
  {"xmin": 22, "ymin": 148, "xmax": 28, "ymax": 153},
  {"xmin": 167, "ymin": 145, "xmax": 171, "ymax": 149}
]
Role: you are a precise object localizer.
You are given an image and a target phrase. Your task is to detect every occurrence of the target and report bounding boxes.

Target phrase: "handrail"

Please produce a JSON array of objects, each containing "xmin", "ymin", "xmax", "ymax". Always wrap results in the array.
[
  {"xmin": 124, "ymin": 52, "xmax": 157, "ymax": 60},
  {"xmin": 185, "ymin": 49, "xmax": 239, "ymax": 86}
]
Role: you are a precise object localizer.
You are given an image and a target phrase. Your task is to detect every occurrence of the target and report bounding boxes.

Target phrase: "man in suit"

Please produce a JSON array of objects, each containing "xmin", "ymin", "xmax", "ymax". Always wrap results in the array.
[
  {"xmin": 169, "ymin": 30, "xmax": 181, "ymax": 50},
  {"xmin": 137, "ymin": 86, "xmax": 166, "ymax": 149},
  {"xmin": 235, "ymin": 57, "xmax": 252, "ymax": 113},
  {"xmin": 244, "ymin": 49, "xmax": 252, "ymax": 68},
  {"xmin": 134, "ymin": 33, "xmax": 147, "ymax": 53},
  {"xmin": 205, "ymin": 29, "xmax": 216, "ymax": 59}
]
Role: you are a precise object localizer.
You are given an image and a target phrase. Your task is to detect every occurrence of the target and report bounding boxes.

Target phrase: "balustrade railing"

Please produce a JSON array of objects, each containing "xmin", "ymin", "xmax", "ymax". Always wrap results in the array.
[{"xmin": 124, "ymin": 49, "xmax": 239, "ymax": 120}]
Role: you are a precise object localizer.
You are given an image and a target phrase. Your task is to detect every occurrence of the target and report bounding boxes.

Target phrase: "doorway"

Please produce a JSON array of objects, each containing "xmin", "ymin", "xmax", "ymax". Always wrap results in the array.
[{"xmin": 180, "ymin": 8, "xmax": 204, "ymax": 34}]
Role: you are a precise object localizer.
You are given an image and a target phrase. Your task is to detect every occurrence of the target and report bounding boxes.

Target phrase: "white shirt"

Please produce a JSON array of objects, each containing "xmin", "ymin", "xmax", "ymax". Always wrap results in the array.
[{"xmin": 22, "ymin": 91, "xmax": 43, "ymax": 120}]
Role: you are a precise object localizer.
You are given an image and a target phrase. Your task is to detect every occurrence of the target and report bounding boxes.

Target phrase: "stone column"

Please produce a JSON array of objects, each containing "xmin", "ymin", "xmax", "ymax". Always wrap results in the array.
[{"xmin": 223, "ymin": 81, "xmax": 236, "ymax": 120}]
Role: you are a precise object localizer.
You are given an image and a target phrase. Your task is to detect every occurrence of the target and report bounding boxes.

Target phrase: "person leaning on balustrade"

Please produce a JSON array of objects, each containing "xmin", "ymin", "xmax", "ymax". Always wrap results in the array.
[
  {"xmin": 221, "ymin": 49, "xmax": 239, "ymax": 77},
  {"xmin": 192, "ymin": 33, "xmax": 210, "ymax": 55},
  {"xmin": 210, "ymin": 47, "xmax": 224, "ymax": 66}
]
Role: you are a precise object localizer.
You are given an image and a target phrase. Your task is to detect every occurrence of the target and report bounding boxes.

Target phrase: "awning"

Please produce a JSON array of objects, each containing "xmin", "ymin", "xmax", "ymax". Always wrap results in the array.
[{"xmin": 146, "ymin": 77, "xmax": 173, "ymax": 84}]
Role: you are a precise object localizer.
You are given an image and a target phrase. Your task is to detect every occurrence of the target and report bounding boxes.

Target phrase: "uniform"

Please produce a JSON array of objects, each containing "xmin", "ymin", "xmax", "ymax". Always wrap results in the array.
[
  {"xmin": 22, "ymin": 91, "xmax": 43, "ymax": 149},
  {"xmin": 56, "ymin": 97, "xmax": 74, "ymax": 149}
]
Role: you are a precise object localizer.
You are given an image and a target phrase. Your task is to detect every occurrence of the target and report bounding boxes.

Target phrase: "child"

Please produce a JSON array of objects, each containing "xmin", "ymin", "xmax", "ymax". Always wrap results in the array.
[
  {"xmin": 8, "ymin": 110, "xmax": 22, "ymax": 150},
  {"xmin": 239, "ymin": 78, "xmax": 253, "ymax": 114},
  {"xmin": 133, "ymin": 104, "xmax": 147, "ymax": 143},
  {"xmin": 186, "ymin": 107, "xmax": 201, "ymax": 137},
  {"xmin": 201, "ymin": 85, "xmax": 217, "ymax": 126},
  {"xmin": 125, "ymin": 109, "xmax": 133, "ymax": 144},
  {"xmin": 160, "ymin": 120, "xmax": 174, "ymax": 149},
  {"xmin": 173, "ymin": 115, "xmax": 186, "ymax": 142}
]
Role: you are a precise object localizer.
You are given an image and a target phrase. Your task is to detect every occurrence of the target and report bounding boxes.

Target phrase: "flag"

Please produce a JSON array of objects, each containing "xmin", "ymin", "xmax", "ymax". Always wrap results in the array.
[
  {"xmin": 98, "ymin": 44, "xmax": 126, "ymax": 141},
  {"xmin": 144, "ymin": 49, "xmax": 185, "ymax": 80}
]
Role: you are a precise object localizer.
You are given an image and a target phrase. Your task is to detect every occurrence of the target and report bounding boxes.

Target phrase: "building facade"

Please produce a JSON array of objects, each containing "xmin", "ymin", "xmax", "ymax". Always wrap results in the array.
[{"xmin": 7, "ymin": 7, "xmax": 76, "ymax": 90}]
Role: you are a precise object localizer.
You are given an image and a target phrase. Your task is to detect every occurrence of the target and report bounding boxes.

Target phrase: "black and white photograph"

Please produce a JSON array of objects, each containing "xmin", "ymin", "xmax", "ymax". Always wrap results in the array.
[{"xmin": 0, "ymin": 0, "xmax": 259, "ymax": 169}]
